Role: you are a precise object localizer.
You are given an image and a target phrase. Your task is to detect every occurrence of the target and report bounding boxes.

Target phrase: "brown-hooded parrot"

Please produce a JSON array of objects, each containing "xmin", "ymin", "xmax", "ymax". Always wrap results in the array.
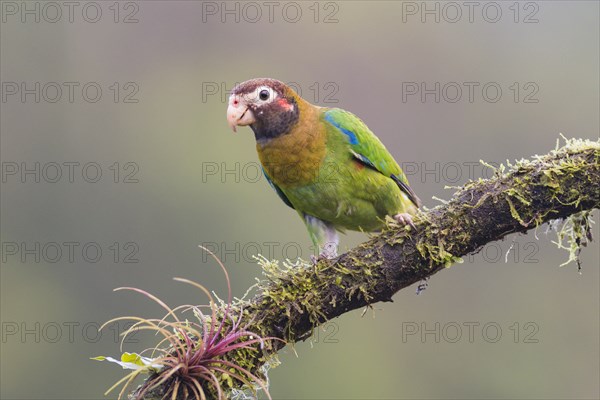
[{"xmin": 227, "ymin": 78, "xmax": 421, "ymax": 258}]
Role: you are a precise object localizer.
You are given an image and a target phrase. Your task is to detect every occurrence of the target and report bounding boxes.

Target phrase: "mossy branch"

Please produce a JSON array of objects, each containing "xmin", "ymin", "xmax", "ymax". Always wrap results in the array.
[{"xmin": 135, "ymin": 138, "xmax": 599, "ymax": 399}]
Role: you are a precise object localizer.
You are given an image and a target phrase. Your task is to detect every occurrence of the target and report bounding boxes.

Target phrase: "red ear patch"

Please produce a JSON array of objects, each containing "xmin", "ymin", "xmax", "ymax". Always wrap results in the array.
[{"xmin": 277, "ymin": 98, "xmax": 294, "ymax": 111}]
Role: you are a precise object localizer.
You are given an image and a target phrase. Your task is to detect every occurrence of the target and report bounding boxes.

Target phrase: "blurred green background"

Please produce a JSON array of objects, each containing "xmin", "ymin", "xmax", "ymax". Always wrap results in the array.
[{"xmin": 1, "ymin": 1, "xmax": 598, "ymax": 399}]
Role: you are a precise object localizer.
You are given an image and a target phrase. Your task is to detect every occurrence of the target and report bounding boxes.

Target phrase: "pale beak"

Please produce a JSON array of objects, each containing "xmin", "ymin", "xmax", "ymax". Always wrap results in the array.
[{"xmin": 227, "ymin": 95, "xmax": 256, "ymax": 132}]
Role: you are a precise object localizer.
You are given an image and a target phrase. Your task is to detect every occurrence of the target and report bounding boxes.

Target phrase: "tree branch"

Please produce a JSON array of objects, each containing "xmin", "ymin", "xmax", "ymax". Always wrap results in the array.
[{"xmin": 135, "ymin": 139, "xmax": 599, "ymax": 399}]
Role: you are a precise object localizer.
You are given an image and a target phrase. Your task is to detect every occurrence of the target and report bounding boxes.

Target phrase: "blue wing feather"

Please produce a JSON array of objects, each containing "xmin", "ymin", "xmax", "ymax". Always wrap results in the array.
[
  {"xmin": 323, "ymin": 108, "xmax": 421, "ymax": 208},
  {"xmin": 324, "ymin": 113, "xmax": 359, "ymax": 145}
]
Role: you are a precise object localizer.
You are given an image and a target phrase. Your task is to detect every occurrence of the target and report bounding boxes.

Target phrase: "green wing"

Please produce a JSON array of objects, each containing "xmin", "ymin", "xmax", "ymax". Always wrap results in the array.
[{"xmin": 324, "ymin": 108, "xmax": 421, "ymax": 208}]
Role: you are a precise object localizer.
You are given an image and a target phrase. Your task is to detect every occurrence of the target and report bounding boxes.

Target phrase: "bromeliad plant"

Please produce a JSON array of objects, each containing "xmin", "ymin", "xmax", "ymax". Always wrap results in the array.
[{"xmin": 94, "ymin": 247, "xmax": 282, "ymax": 400}]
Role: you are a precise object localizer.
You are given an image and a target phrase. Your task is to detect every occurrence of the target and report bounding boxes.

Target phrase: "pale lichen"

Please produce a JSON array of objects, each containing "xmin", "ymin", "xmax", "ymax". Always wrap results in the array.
[{"xmin": 551, "ymin": 211, "xmax": 595, "ymax": 270}]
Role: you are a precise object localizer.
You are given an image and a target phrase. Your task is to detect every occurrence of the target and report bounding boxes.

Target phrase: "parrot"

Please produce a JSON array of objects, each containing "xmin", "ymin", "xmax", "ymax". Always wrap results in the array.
[{"xmin": 226, "ymin": 78, "xmax": 421, "ymax": 259}]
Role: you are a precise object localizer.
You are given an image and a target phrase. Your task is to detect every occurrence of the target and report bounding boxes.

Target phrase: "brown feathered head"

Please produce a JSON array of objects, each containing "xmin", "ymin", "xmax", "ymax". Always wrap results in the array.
[{"xmin": 227, "ymin": 78, "xmax": 300, "ymax": 141}]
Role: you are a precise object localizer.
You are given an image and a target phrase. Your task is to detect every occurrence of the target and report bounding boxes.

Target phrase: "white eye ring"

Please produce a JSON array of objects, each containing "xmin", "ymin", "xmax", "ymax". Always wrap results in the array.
[{"xmin": 248, "ymin": 86, "xmax": 277, "ymax": 103}]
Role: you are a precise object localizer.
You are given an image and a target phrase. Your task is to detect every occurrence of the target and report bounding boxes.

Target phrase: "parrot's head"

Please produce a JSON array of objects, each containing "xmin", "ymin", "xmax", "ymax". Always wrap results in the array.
[{"xmin": 227, "ymin": 78, "xmax": 300, "ymax": 141}]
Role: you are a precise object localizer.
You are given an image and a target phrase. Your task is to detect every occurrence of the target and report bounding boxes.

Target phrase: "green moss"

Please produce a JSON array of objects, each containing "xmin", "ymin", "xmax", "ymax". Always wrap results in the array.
[
  {"xmin": 414, "ymin": 236, "xmax": 463, "ymax": 268},
  {"xmin": 498, "ymin": 137, "xmax": 598, "ymax": 269},
  {"xmin": 252, "ymin": 248, "xmax": 387, "ymax": 344},
  {"xmin": 254, "ymin": 256, "xmax": 331, "ymax": 339}
]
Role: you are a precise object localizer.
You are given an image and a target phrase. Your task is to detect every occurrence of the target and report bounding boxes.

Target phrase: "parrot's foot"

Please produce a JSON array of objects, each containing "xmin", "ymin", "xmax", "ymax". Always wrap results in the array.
[
  {"xmin": 321, "ymin": 241, "xmax": 338, "ymax": 259},
  {"xmin": 310, "ymin": 242, "xmax": 338, "ymax": 265},
  {"xmin": 393, "ymin": 212, "xmax": 416, "ymax": 229}
]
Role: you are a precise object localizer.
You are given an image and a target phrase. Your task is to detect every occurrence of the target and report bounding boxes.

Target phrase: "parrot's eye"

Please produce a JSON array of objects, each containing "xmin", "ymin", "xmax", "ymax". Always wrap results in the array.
[
  {"xmin": 251, "ymin": 86, "xmax": 276, "ymax": 103},
  {"xmin": 259, "ymin": 89, "xmax": 270, "ymax": 101}
]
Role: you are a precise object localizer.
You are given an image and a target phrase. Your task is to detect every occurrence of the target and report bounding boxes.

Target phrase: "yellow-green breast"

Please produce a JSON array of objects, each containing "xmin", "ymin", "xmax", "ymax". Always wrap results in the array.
[{"xmin": 257, "ymin": 99, "xmax": 326, "ymax": 188}]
